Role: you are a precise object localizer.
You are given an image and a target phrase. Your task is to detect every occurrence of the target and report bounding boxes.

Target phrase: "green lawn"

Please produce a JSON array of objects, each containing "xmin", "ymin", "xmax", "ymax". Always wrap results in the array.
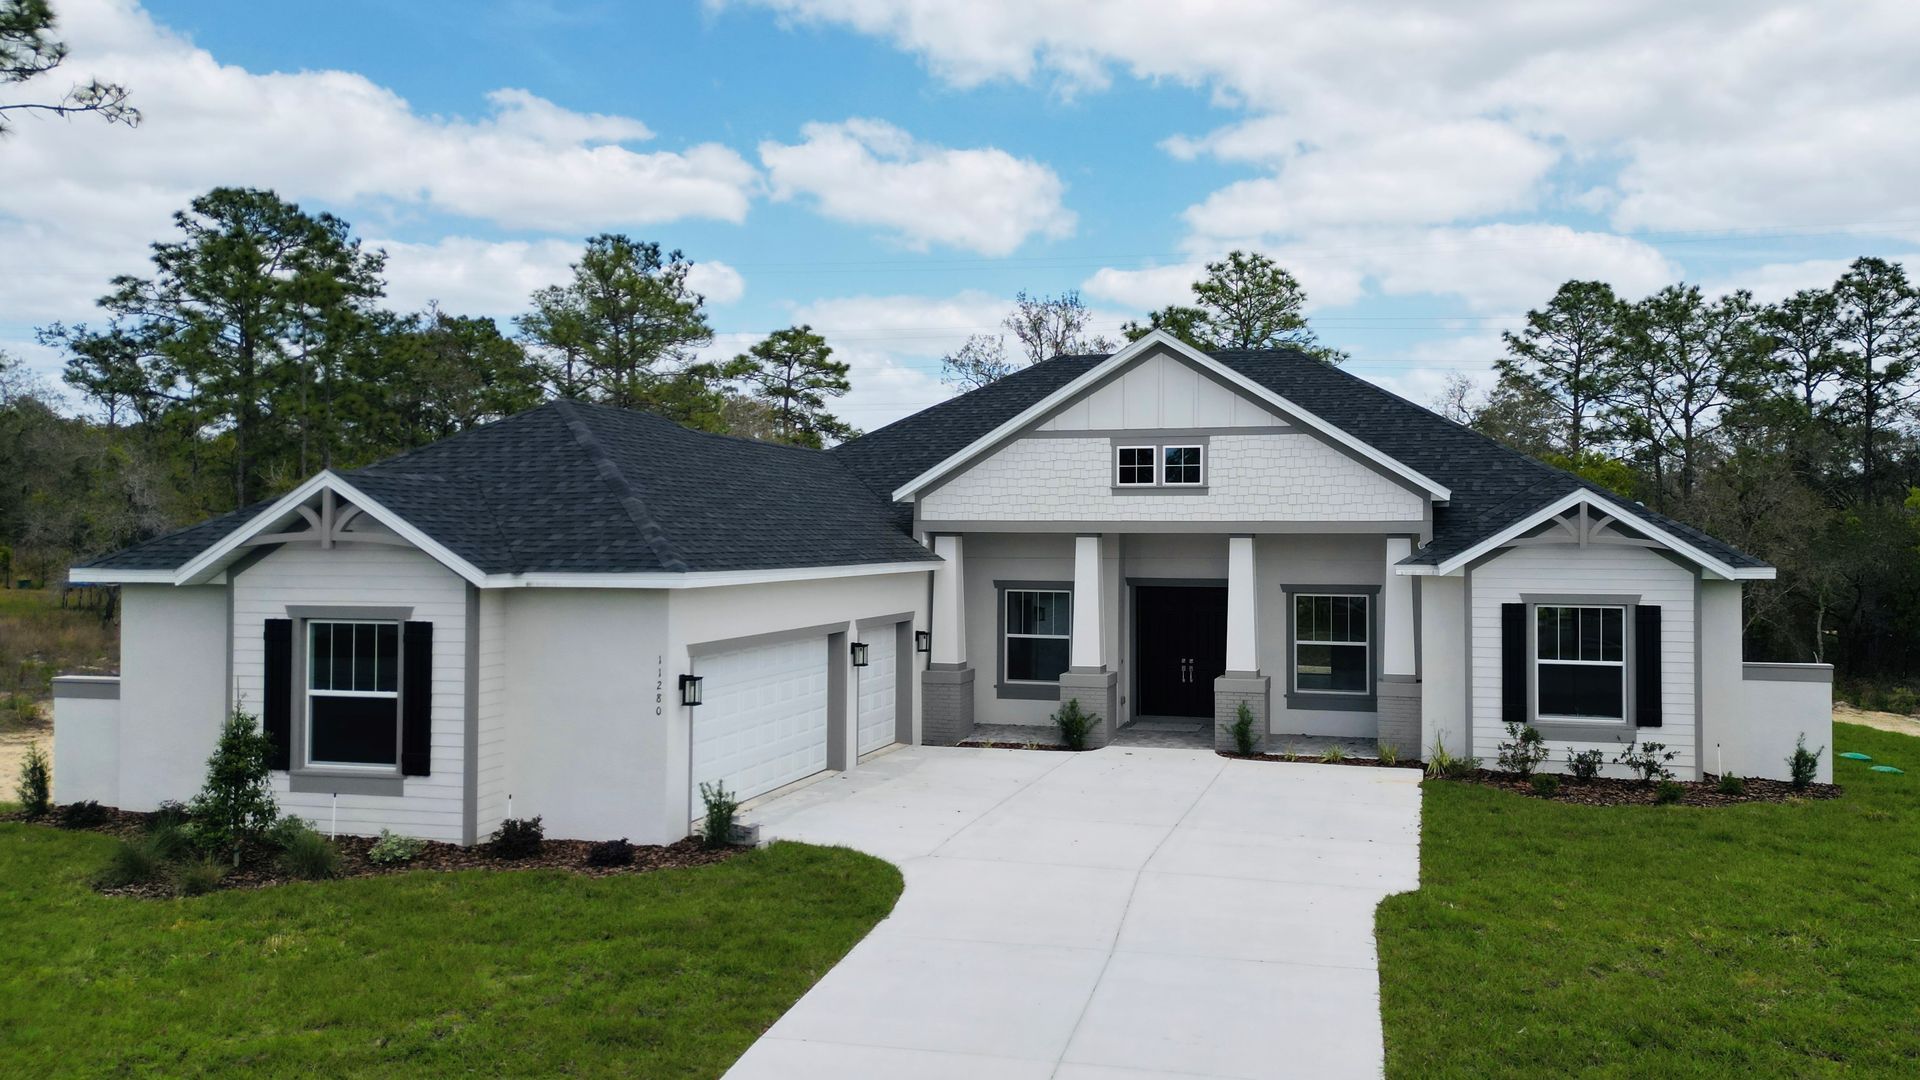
[
  {"xmin": 1377, "ymin": 721, "xmax": 1920, "ymax": 1077},
  {"xmin": 0, "ymin": 832, "xmax": 901, "ymax": 1077}
]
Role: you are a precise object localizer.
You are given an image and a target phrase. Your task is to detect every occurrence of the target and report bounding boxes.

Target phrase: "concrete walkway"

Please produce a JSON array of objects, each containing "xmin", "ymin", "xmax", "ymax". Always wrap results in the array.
[{"xmin": 725, "ymin": 745, "xmax": 1422, "ymax": 1080}]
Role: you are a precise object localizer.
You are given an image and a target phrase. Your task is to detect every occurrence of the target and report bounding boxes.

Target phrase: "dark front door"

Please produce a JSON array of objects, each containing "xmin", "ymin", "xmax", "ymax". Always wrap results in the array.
[{"xmin": 1135, "ymin": 585, "xmax": 1229, "ymax": 718}]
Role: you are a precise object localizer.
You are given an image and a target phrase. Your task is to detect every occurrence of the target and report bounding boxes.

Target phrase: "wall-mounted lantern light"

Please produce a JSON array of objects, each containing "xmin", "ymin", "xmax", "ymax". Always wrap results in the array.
[
  {"xmin": 850, "ymin": 641, "xmax": 870, "ymax": 667},
  {"xmin": 679, "ymin": 673, "xmax": 704, "ymax": 707},
  {"xmin": 914, "ymin": 630, "xmax": 931, "ymax": 654}
]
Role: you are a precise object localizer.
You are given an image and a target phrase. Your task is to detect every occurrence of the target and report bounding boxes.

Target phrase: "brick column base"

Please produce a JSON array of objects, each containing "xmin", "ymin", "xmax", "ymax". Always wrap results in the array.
[
  {"xmin": 921, "ymin": 666, "xmax": 976, "ymax": 746},
  {"xmin": 1214, "ymin": 675, "xmax": 1271, "ymax": 753},
  {"xmin": 1377, "ymin": 678, "xmax": 1422, "ymax": 757},
  {"xmin": 1057, "ymin": 669, "xmax": 1118, "ymax": 750}
]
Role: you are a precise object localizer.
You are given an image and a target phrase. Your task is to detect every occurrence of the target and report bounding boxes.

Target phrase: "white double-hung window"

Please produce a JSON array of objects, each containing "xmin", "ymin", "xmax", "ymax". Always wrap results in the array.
[
  {"xmin": 1535, "ymin": 605, "xmax": 1626, "ymax": 720},
  {"xmin": 307, "ymin": 620, "xmax": 401, "ymax": 767}
]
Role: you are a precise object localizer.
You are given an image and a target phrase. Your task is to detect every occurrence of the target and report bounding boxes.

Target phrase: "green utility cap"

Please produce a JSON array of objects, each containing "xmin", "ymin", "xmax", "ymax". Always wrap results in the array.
[
  {"xmin": 1869, "ymin": 765, "xmax": 1905, "ymax": 775},
  {"xmin": 1839, "ymin": 751, "xmax": 1873, "ymax": 761}
]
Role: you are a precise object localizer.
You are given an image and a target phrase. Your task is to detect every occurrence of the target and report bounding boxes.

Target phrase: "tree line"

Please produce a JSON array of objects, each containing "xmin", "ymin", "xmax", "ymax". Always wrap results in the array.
[{"xmin": 1459, "ymin": 258, "xmax": 1920, "ymax": 680}]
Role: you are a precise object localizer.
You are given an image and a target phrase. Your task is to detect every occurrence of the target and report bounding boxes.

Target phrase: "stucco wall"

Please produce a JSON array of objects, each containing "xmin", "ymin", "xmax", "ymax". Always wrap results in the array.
[
  {"xmin": 1258, "ymin": 534, "xmax": 1387, "ymax": 738},
  {"xmin": 921, "ymin": 433, "xmax": 1425, "ymax": 525},
  {"xmin": 233, "ymin": 543, "xmax": 471, "ymax": 841},
  {"xmin": 1418, "ymin": 575, "xmax": 1467, "ymax": 756},
  {"xmin": 1700, "ymin": 580, "xmax": 1833, "ymax": 782},
  {"xmin": 116, "ymin": 584, "xmax": 228, "ymax": 811},
  {"xmin": 1469, "ymin": 543, "xmax": 1699, "ymax": 778},
  {"xmin": 963, "ymin": 532, "xmax": 1079, "ymax": 726}
]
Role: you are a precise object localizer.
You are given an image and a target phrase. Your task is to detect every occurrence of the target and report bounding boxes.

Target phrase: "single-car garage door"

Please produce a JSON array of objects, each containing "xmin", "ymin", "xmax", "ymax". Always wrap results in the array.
[
  {"xmin": 856, "ymin": 627, "xmax": 898, "ymax": 755},
  {"xmin": 691, "ymin": 636, "xmax": 829, "ymax": 814}
]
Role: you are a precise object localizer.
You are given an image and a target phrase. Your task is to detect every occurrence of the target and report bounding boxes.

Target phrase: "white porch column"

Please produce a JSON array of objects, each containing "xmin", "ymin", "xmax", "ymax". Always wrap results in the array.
[
  {"xmin": 930, "ymin": 534, "xmax": 966, "ymax": 666},
  {"xmin": 1382, "ymin": 538, "xmax": 1416, "ymax": 677},
  {"xmin": 1225, "ymin": 535, "xmax": 1259, "ymax": 675},
  {"xmin": 1070, "ymin": 533, "xmax": 1104, "ymax": 670}
]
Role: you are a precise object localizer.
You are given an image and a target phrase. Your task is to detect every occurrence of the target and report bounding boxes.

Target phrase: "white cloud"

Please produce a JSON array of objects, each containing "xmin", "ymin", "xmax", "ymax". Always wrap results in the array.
[
  {"xmin": 1361, "ymin": 224, "xmax": 1680, "ymax": 311},
  {"xmin": 760, "ymin": 118, "xmax": 1074, "ymax": 255},
  {"xmin": 0, "ymin": 0, "xmax": 758, "ymax": 330}
]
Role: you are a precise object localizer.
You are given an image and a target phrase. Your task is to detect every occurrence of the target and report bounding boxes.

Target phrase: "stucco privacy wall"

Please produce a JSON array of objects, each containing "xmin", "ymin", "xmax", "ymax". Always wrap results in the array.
[
  {"xmin": 666, "ymin": 571, "xmax": 928, "ymax": 831},
  {"xmin": 1470, "ymin": 543, "xmax": 1699, "ymax": 778},
  {"xmin": 921, "ymin": 433, "xmax": 1424, "ymax": 524},
  {"xmin": 232, "ymin": 543, "xmax": 470, "ymax": 842},
  {"xmin": 1038, "ymin": 351, "xmax": 1283, "ymax": 431},
  {"xmin": 1700, "ymin": 580, "xmax": 1835, "ymax": 783},
  {"xmin": 502, "ymin": 588, "xmax": 667, "ymax": 843},
  {"xmin": 114, "ymin": 584, "xmax": 227, "ymax": 811}
]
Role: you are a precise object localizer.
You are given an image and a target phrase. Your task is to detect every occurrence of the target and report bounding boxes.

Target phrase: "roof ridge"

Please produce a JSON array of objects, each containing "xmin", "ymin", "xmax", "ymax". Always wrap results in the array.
[{"xmin": 550, "ymin": 397, "xmax": 691, "ymax": 573}]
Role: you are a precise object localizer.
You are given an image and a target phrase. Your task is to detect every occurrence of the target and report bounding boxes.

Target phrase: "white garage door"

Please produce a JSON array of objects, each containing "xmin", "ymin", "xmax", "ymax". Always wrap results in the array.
[
  {"xmin": 857, "ymin": 628, "xmax": 898, "ymax": 755},
  {"xmin": 691, "ymin": 636, "xmax": 830, "ymax": 814}
]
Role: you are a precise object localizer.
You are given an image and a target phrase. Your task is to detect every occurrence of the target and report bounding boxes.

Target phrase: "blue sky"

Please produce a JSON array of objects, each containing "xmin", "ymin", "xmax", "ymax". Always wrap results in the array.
[{"xmin": 4, "ymin": 0, "xmax": 1917, "ymax": 428}]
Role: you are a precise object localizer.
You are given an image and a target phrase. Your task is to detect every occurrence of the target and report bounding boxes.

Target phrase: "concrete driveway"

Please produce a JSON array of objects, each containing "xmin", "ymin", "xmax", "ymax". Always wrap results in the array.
[{"xmin": 725, "ymin": 745, "xmax": 1422, "ymax": 1080}]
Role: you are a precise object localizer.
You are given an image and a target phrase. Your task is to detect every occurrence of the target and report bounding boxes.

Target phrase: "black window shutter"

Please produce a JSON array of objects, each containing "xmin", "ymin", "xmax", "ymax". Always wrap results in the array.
[
  {"xmin": 1501, "ymin": 603, "xmax": 1527, "ymax": 725},
  {"xmin": 262, "ymin": 618, "xmax": 293, "ymax": 770},
  {"xmin": 1634, "ymin": 605, "xmax": 1662, "ymax": 727},
  {"xmin": 400, "ymin": 620, "xmax": 433, "ymax": 776}
]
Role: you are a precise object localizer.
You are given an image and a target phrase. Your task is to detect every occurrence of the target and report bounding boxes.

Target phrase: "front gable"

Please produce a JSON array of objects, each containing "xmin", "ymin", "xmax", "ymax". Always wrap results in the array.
[{"xmin": 915, "ymin": 340, "xmax": 1431, "ymax": 530}]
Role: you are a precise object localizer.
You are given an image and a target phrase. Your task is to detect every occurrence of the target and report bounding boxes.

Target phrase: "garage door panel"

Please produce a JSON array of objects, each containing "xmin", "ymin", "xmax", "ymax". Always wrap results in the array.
[
  {"xmin": 857, "ymin": 627, "xmax": 898, "ymax": 755},
  {"xmin": 692, "ymin": 637, "xmax": 829, "ymax": 812}
]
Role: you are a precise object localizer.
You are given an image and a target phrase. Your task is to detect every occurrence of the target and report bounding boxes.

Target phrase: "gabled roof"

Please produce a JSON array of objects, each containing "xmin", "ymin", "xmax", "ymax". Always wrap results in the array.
[
  {"xmin": 76, "ymin": 398, "xmax": 939, "ymax": 584},
  {"xmin": 832, "ymin": 338, "xmax": 1771, "ymax": 578}
]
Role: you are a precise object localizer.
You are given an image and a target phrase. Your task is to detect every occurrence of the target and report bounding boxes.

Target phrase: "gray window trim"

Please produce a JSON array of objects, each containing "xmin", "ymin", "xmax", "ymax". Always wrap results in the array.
[
  {"xmin": 285, "ymin": 606, "xmax": 414, "ymax": 783},
  {"xmin": 1522, "ymin": 593, "xmax": 1640, "ymax": 741},
  {"xmin": 289, "ymin": 771, "xmax": 404, "ymax": 797},
  {"xmin": 1283, "ymin": 584, "xmax": 1380, "ymax": 712},
  {"xmin": 1106, "ymin": 435, "xmax": 1210, "ymax": 494},
  {"xmin": 996, "ymin": 579, "xmax": 1072, "ymax": 700},
  {"xmin": 301, "ymin": 617, "xmax": 405, "ymax": 773}
]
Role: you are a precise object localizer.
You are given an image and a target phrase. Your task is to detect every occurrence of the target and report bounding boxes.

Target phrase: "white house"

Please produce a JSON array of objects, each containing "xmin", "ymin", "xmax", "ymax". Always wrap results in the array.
[{"xmin": 54, "ymin": 331, "xmax": 1833, "ymax": 844}]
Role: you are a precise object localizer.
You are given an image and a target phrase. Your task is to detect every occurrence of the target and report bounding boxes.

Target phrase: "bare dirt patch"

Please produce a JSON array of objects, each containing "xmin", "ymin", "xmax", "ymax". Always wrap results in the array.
[
  {"xmin": 0, "ymin": 726, "xmax": 51, "ymax": 793},
  {"xmin": 1835, "ymin": 702, "xmax": 1920, "ymax": 739}
]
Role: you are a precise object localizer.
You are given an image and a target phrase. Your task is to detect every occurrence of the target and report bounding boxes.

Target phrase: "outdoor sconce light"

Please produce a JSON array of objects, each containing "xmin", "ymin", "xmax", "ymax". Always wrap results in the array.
[
  {"xmin": 679, "ymin": 673, "xmax": 703, "ymax": 707},
  {"xmin": 850, "ymin": 641, "xmax": 870, "ymax": 667},
  {"xmin": 914, "ymin": 629, "xmax": 931, "ymax": 654}
]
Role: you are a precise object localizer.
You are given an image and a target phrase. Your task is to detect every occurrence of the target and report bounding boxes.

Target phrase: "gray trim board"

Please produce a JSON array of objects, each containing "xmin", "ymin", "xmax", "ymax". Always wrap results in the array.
[
  {"xmin": 224, "ymin": 546, "xmax": 275, "ymax": 716},
  {"xmin": 689, "ymin": 620, "xmax": 846, "ymax": 658},
  {"xmin": 289, "ymin": 771, "xmax": 405, "ymax": 797},
  {"xmin": 895, "ymin": 620, "xmax": 915, "ymax": 746},
  {"xmin": 285, "ymin": 604, "xmax": 414, "ymax": 621},
  {"xmin": 856, "ymin": 610, "xmax": 915, "ymax": 631},
  {"xmin": 994, "ymin": 578, "xmax": 1073, "ymax": 701},
  {"xmin": 1126, "ymin": 577, "xmax": 1228, "ymax": 589},
  {"xmin": 1282, "ymin": 583, "xmax": 1381, "ymax": 712},
  {"xmin": 1520, "ymin": 592, "xmax": 1641, "ymax": 606},
  {"xmin": 917, "ymin": 518, "xmax": 1431, "ymax": 535},
  {"xmin": 1024, "ymin": 426, "xmax": 1294, "ymax": 439},
  {"xmin": 1694, "ymin": 570, "xmax": 1704, "ymax": 780},
  {"xmin": 462, "ymin": 583, "xmax": 479, "ymax": 846},
  {"xmin": 1463, "ymin": 566, "xmax": 1473, "ymax": 759},
  {"xmin": 1519, "ymin": 592, "xmax": 1641, "ymax": 740},
  {"xmin": 1111, "ymin": 486, "xmax": 1211, "ymax": 496},
  {"xmin": 1743, "ymin": 662, "xmax": 1834, "ymax": 683},
  {"xmin": 827, "ymin": 631, "xmax": 849, "ymax": 771},
  {"xmin": 51, "ymin": 676, "xmax": 119, "ymax": 700}
]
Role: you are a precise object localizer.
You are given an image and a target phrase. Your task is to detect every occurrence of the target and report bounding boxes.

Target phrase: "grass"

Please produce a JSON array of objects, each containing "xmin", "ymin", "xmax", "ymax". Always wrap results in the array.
[
  {"xmin": 1377, "ymin": 722, "xmax": 1920, "ymax": 1077},
  {"xmin": 0, "ymin": 829, "xmax": 901, "ymax": 1077},
  {"xmin": 0, "ymin": 588, "xmax": 117, "ymax": 730}
]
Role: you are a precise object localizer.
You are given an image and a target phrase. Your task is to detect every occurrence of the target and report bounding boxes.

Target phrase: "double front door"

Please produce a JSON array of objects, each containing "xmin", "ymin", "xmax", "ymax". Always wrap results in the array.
[{"xmin": 1134, "ymin": 585, "xmax": 1228, "ymax": 718}]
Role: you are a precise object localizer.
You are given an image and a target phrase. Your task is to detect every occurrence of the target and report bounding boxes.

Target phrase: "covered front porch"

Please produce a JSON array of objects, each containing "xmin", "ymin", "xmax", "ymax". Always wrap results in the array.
[{"xmin": 920, "ymin": 530, "xmax": 1425, "ymax": 754}]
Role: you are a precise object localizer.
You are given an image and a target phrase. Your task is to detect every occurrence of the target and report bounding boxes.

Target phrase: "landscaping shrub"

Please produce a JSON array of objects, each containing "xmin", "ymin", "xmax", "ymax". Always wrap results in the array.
[
  {"xmin": 1788, "ymin": 733, "xmax": 1824, "ymax": 790},
  {"xmin": 187, "ymin": 708, "xmax": 279, "ymax": 867},
  {"xmin": 16, "ymin": 741, "xmax": 50, "ymax": 817},
  {"xmin": 368, "ymin": 828, "xmax": 426, "ymax": 865},
  {"xmin": 93, "ymin": 838, "xmax": 164, "ymax": 889},
  {"xmin": 1655, "ymin": 780, "xmax": 1686, "ymax": 805},
  {"xmin": 1885, "ymin": 686, "xmax": 1920, "ymax": 716},
  {"xmin": 1565, "ymin": 748, "xmax": 1605, "ymax": 782},
  {"xmin": 1613, "ymin": 741, "xmax": 1677, "ymax": 784},
  {"xmin": 1495, "ymin": 721, "xmax": 1548, "ymax": 779},
  {"xmin": 1530, "ymin": 773, "xmax": 1560, "ymax": 797},
  {"xmin": 59, "ymin": 800, "xmax": 108, "ymax": 828},
  {"xmin": 587, "ymin": 837, "xmax": 634, "ymax": 867},
  {"xmin": 145, "ymin": 821, "xmax": 194, "ymax": 862},
  {"xmin": 1377, "ymin": 742, "xmax": 1400, "ymax": 767},
  {"xmin": 1053, "ymin": 697, "xmax": 1098, "ymax": 751},
  {"xmin": 1230, "ymin": 701, "xmax": 1256, "ymax": 755},
  {"xmin": 1717, "ymin": 774, "xmax": 1746, "ymax": 796},
  {"xmin": 170, "ymin": 859, "xmax": 226, "ymax": 897},
  {"xmin": 148, "ymin": 800, "xmax": 190, "ymax": 831},
  {"xmin": 272, "ymin": 818, "xmax": 340, "ymax": 880},
  {"xmin": 1320, "ymin": 743, "xmax": 1348, "ymax": 763},
  {"xmin": 1424, "ymin": 741, "xmax": 1478, "ymax": 780},
  {"xmin": 698, "ymin": 782, "xmax": 737, "ymax": 851},
  {"xmin": 490, "ymin": 816, "xmax": 545, "ymax": 859}
]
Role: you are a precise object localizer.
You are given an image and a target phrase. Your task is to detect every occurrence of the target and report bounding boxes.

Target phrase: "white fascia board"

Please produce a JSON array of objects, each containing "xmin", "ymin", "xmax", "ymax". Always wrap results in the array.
[
  {"xmin": 172, "ymin": 471, "xmax": 490, "ymax": 588},
  {"xmin": 1429, "ymin": 489, "xmax": 1774, "ymax": 579},
  {"xmin": 890, "ymin": 329, "xmax": 1451, "ymax": 503},
  {"xmin": 478, "ymin": 559, "xmax": 939, "ymax": 590},
  {"xmin": 65, "ymin": 567, "xmax": 177, "ymax": 584}
]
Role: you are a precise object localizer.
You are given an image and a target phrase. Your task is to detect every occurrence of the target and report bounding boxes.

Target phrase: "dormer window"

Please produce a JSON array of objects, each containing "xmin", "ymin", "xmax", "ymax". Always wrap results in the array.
[
  {"xmin": 1116, "ymin": 446, "xmax": 1157, "ymax": 485},
  {"xmin": 1163, "ymin": 445, "xmax": 1204, "ymax": 485}
]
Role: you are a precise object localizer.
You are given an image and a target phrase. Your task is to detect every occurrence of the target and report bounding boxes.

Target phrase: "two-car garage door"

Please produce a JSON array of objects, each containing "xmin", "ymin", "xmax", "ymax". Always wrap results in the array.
[{"xmin": 690, "ymin": 637, "xmax": 830, "ymax": 813}]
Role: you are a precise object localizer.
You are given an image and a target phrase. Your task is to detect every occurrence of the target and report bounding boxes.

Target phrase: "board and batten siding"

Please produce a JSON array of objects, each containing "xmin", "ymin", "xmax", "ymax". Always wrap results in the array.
[
  {"xmin": 231, "ymin": 543, "xmax": 470, "ymax": 842},
  {"xmin": 921, "ymin": 434, "xmax": 1424, "ymax": 524},
  {"xmin": 1469, "ymin": 543, "xmax": 1698, "ymax": 778},
  {"xmin": 475, "ymin": 588, "xmax": 508, "ymax": 839},
  {"xmin": 1038, "ymin": 351, "xmax": 1283, "ymax": 431}
]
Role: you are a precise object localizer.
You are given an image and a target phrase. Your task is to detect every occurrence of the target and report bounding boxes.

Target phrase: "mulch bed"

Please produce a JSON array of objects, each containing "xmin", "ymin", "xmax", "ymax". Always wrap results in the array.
[
  {"xmin": 2, "ymin": 806, "xmax": 741, "ymax": 899},
  {"xmin": 1219, "ymin": 751, "xmax": 1424, "ymax": 770},
  {"xmin": 1451, "ymin": 770, "xmax": 1841, "ymax": 806}
]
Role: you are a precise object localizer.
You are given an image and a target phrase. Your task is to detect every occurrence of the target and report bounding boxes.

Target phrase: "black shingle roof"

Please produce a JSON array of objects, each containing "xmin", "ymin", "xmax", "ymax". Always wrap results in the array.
[
  {"xmin": 79, "ymin": 398, "xmax": 939, "ymax": 575},
  {"xmin": 830, "ymin": 346, "xmax": 1768, "ymax": 571}
]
